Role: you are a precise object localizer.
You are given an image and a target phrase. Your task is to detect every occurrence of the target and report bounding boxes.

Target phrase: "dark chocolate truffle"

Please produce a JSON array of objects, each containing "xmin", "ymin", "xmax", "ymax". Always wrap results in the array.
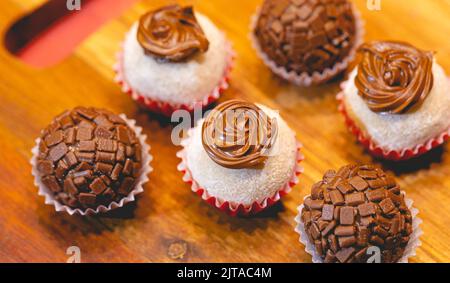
[
  {"xmin": 254, "ymin": 0, "xmax": 356, "ymax": 75},
  {"xmin": 36, "ymin": 107, "xmax": 143, "ymax": 210},
  {"xmin": 301, "ymin": 164, "xmax": 413, "ymax": 263}
]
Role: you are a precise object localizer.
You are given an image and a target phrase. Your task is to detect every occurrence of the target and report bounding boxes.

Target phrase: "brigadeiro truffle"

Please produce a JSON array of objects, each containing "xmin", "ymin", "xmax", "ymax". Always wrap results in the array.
[
  {"xmin": 31, "ymin": 107, "xmax": 152, "ymax": 215},
  {"xmin": 251, "ymin": 0, "xmax": 363, "ymax": 86},
  {"xmin": 338, "ymin": 41, "xmax": 450, "ymax": 160},
  {"xmin": 295, "ymin": 164, "xmax": 422, "ymax": 263},
  {"xmin": 177, "ymin": 100, "xmax": 303, "ymax": 216},
  {"xmin": 115, "ymin": 5, "xmax": 234, "ymax": 116}
]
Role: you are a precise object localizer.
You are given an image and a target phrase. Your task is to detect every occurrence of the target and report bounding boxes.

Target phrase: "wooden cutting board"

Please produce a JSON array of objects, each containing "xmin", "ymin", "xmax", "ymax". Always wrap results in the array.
[{"xmin": 0, "ymin": 0, "xmax": 449, "ymax": 263}]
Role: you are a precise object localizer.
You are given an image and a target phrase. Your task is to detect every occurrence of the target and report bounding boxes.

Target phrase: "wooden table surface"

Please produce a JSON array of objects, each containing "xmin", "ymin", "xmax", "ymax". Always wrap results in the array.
[{"xmin": 0, "ymin": 0, "xmax": 450, "ymax": 263}]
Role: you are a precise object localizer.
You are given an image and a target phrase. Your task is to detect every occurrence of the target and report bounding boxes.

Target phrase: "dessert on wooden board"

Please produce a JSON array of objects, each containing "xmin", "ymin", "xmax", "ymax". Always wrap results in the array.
[
  {"xmin": 115, "ymin": 4, "xmax": 234, "ymax": 116},
  {"xmin": 177, "ymin": 100, "xmax": 303, "ymax": 216},
  {"xmin": 31, "ymin": 107, "xmax": 152, "ymax": 215},
  {"xmin": 295, "ymin": 164, "xmax": 421, "ymax": 263},
  {"xmin": 251, "ymin": 0, "xmax": 363, "ymax": 86},
  {"xmin": 338, "ymin": 41, "xmax": 450, "ymax": 160}
]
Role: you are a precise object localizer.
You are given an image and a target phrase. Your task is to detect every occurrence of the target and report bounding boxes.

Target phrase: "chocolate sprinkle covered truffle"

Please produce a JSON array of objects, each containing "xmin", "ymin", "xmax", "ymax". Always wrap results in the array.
[
  {"xmin": 36, "ymin": 107, "xmax": 143, "ymax": 210},
  {"xmin": 300, "ymin": 164, "xmax": 413, "ymax": 263},
  {"xmin": 254, "ymin": 0, "xmax": 356, "ymax": 75}
]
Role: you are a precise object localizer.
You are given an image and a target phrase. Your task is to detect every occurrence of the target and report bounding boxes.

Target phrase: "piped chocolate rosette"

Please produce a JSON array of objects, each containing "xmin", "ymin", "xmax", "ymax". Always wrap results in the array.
[
  {"xmin": 355, "ymin": 41, "xmax": 434, "ymax": 114},
  {"xmin": 137, "ymin": 4, "xmax": 210, "ymax": 62},
  {"xmin": 201, "ymin": 100, "xmax": 278, "ymax": 169}
]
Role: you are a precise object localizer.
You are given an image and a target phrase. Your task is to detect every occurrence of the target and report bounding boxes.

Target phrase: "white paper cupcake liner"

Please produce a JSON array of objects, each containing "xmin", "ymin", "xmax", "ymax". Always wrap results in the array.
[
  {"xmin": 294, "ymin": 191, "xmax": 422, "ymax": 263},
  {"xmin": 30, "ymin": 114, "xmax": 153, "ymax": 216},
  {"xmin": 176, "ymin": 126, "xmax": 304, "ymax": 216},
  {"xmin": 249, "ymin": 3, "xmax": 365, "ymax": 87}
]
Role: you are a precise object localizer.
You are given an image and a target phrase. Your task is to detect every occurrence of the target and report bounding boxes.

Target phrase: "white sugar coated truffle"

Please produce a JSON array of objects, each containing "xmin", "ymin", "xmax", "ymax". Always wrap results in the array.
[
  {"xmin": 343, "ymin": 62, "xmax": 450, "ymax": 152},
  {"xmin": 122, "ymin": 13, "xmax": 229, "ymax": 107},
  {"xmin": 184, "ymin": 105, "xmax": 298, "ymax": 206}
]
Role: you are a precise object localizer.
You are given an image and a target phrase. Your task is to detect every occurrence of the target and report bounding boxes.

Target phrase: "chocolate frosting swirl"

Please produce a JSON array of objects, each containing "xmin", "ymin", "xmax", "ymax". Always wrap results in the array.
[
  {"xmin": 137, "ymin": 5, "xmax": 209, "ymax": 62},
  {"xmin": 202, "ymin": 100, "xmax": 278, "ymax": 169},
  {"xmin": 355, "ymin": 41, "xmax": 434, "ymax": 114}
]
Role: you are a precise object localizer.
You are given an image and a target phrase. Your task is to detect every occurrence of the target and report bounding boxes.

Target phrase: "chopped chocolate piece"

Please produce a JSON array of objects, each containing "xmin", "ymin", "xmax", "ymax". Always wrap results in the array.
[
  {"xmin": 300, "ymin": 164, "xmax": 413, "ymax": 263},
  {"xmin": 48, "ymin": 142, "xmax": 68, "ymax": 162},
  {"xmin": 36, "ymin": 107, "xmax": 144, "ymax": 211},
  {"xmin": 73, "ymin": 176, "xmax": 87, "ymax": 187},
  {"xmin": 37, "ymin": 160, "xmax": 54, "ymax": 176},
  {"xmin": 329, "ymin": 190, "xmax": 344, "ymax": 205},
  {"xmin": 345, "ymin": 192, "xmax": 365, "ymax": 206},
  {"xmin": 324, "ymin": 250, "xmax": 336, "ymax": 263},
  {"xmin": 322, "ymin": 204, "xmax": 334, "ymax": 221},
  {"xmin": 97, "ymin": 138, "xmax": 117, "ymax": 152},
  {"xmin": 89, "ymin": 178, "xmax": 107, "ymax": 195},
  {"xmin": 337, "ymin": 181, "xmax": 354, "ymax": 194},
  {"xmin": 379, "ymin": 198, "xmax": 395, "ymax": 214},
  {"xmin": 117, "ymin": 143, "xmax": 126, "ymax": 163},
  {"xmin": 310, "ymin": 199, "xmax": 324, "ymax": 210},
  {"xmin": 357, "ymin": 203, "xmax": 376, "ymax": 217},
  {"xmin": 122, "ymin": 159, "xmax": 134, "ymax": 176},
  {"xmin": 335, "ymin": 225, "xmax": 355, "ymax": 236},
  {"xmin": 348, "ymin": 176, "xmax": 368, "ymax": 191},
  {"xmin": 101, "ymin": 175, "xmax": 111, "ymax": 186},
  {"xmin": 309, "ymin": 223, "xmax": 321, "ymax": 240},
  {"xmin": 78, "ymin": 193, "xmax": 96, "ymax": 205},
  {"xmin": 111, "ymin": 163, "xmax": 123, "ymax": 181},
  {"xmin": 75, "ymin": 152, "xmax": 95, "ymax": 163},
  {"xmin": 118, "ymin": 177, "xmax": 135, "ymax": 195},
  {"xmin": 94, "ymin": 126, "xmax": 113, "ymax": 139},
  {"xmin": 75, "ymin": 107, "xmax": 97, "ymax": 120},
  {"xmin": 357, "ymin": 170, "xmax": 378, "ymax": 180},
  {"xmin": 42, "ymin": 175, "xmax": 61, "ymax": 193},
  {"xmin": 117, "ymin": 126, "xmax": 131, "ymax": 144},
  {"xmin": 338, "ymin": 236, "xmax": 356, "ymax": 248},
  {"xmin": 64, "ymin": 152, "xmax": 78, "ymax": 168},
  {"xmin": 335, "ymin": 247, "xmax": 355, "ymax": 263},
  {"xmin": 94, "ymin": 115, "xmax": 114, "ymax": 129},
  {"xmin": 79, "ymin": 140, "xmax": 96, "ymax": 152},
  {"xmin": 96, "ymin": 152, "xmax": 116, "ymax": 164},
  {"xmin": 132, "ymin": 162, "xmax": 142, "ymax": 178},
  {"xmin": 55, "ymin": 160, "xmax": 68, "ymax": 180},
  {"xmin": 63, "ymin": 178, "xmax": 78, "ymax": 195},
  {"xmin": 95, "ymin": 162, "xmax": 113, "ymax": 175},
  {"xmin": 368, "ymin": 178, "xmax": 386, "ymax": 189},
  {"xmin": 340, "ymin": 207, "xmax": 354, "ymax": 225},
  {"xmin": 76, "ymin": 124, "xmax": 93, "ymax": 141},
  {"xmin": 45, "ymin": 130, "xmax": 64, "ymax": 147},
  {"xmin": 321, "ymin": 220, "xmax": 335, "ymax": 237},
  {"xmin": 64, "ymin": 128, "xmax": 76, "ymax": 144},
  {"xmin": 366, "ymin": 188, "xmax": 386, "ymax": 202}
]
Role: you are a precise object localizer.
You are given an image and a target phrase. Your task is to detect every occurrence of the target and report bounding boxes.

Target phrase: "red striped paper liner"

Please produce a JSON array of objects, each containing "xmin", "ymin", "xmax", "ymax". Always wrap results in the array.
[
  {"xmin": 176, "ymin": 127, "xmax": 304, "ymax": 216},
  {"xmin": 114, "ymin": 40, "xmax": 235, "ymax": 117},
  {"xmin": 337, "ymin": 80, "xmax": 450, "ymax": 161}
]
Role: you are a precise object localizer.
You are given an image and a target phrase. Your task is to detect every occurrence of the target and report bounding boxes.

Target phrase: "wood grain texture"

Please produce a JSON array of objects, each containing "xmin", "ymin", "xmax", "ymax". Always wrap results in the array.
[{"xmin": 0, "ymin": 0, "xmax": 450, "ymax": 263}]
